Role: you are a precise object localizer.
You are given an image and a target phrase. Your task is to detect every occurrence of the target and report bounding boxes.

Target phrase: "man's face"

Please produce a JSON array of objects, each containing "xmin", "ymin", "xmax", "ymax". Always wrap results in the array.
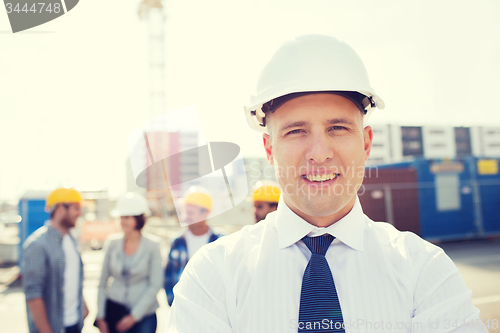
[
  {"xmin": 263, "ymin": 93, "xmax": 373, "ymax": 219},
  {"xmin": 60, "ymin": 203, "xmax": 82, "ymax": 228},
  {"xmin": 184, "ymin": 203, "xmax": 209, "ymax": 226},
  {"xmin": 253, "ymin": 201, "xmax": 277, "ymax": 223}
]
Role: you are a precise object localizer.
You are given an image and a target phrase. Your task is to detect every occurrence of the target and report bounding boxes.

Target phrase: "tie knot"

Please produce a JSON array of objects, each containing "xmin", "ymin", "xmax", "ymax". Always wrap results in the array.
[{"xmin": 302, "ymin": 234, "xmax": 334, "ymax": 255}]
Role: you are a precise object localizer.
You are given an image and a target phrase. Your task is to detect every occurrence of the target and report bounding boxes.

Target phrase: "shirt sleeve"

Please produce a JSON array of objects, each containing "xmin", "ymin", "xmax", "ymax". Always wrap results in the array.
[
  {"xmin": 96, "ymin": 240, "xmax": 112, "ymax": 320},
  {"xmin": 164, "ymin": 241, "xmax": 179, "ymax": 307},
  {"xmin": 21, "ymin": 240, "xmax": 47, "ymax": 301},
  {"xmin": 130, "ymin": 241, "xmax": 164, "ymax": 321},
  {"xmin": 164, "ymin": 246, "xmax": 232, "ymax": 333},
  {"xmin": 411, "ymin": 248, "xmax": 488, "ymax": 332}
]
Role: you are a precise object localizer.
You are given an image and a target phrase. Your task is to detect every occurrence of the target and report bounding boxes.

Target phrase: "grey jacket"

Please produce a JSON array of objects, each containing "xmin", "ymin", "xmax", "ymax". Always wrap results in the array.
[
  {"xmin": 97, "ymin": 233, "xmax": 163, "ymax": 321},
  {"xmin": 22, "ymin": 225, "xmax": 84, "ymax": 333}
]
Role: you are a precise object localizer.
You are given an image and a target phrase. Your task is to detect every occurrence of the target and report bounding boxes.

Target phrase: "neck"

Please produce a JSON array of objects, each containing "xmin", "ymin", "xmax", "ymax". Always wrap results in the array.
[
  {"xmin": 124, "ymin": 230, "xmax": 141, "ymax": 242},
  {"xmin": 50, "ymin": 220, "xmax": 70, "ymax": 235},
  {"xmin": 189, "ymin": 222, "xmax": 209, "ymax": 236},
  {"xmin": 285, "ymin": 196, "xmax": 356, "ymax": 228}
]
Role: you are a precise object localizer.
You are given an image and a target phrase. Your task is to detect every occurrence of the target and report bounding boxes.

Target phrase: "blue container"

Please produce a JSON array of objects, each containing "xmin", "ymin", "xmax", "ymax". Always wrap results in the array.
[
  {"xmin": 18, "ymin": 193, "xmax": 49, "ymax": 262},
  {"xmin": 415, "ymin": 158, "xmax": 476, "ymax": 240},
  {"xmin": 475, "ymin": 157, "xmax": 500, "ymax": 235},
  {"xmin": 367, "ymin": 157, "xmax": 500, "ymax": 241}
]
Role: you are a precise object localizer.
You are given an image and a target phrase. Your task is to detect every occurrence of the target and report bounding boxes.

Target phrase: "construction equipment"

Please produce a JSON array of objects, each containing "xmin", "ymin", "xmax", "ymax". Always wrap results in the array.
[
  {"xmin": 115, "ymin": 192, "xmax": 152, "ymax": 216},
  {"xmin": 46, "ymin": 187, "xmax": 82, "ymax": 210},
  {"xmin": 184, "ymin": 187, "xmax": 212, "ymax": 212},
  {"xmin": 137, "ymin": 0, "xmax": 176, "ymax": 220},
  {"xmin": 252, "ymin": 181, "xmax": 281, "ymax": 203},
  {"xmin": 245, "ymin": 35, "xmax": 385, "ymax": 133}
]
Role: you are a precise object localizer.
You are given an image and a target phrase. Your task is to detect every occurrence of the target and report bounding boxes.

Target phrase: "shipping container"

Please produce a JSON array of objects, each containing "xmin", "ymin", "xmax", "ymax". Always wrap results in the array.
[
  {"xmin": 18, "ymin": 191, "xmax": 50, "ymax": 263},
  {"xmin": 359, "ymin": 157, "xmax": 500, "ymax": 242}
]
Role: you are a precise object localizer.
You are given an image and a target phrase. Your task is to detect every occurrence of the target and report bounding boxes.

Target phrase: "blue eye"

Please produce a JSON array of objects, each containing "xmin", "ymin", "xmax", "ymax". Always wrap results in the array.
[
  {"xmin": 330, "ymin": 126, "xmax": 347, "ymax": 131},
  {"xmin": 287, "ymin": 129, "xmax": 303, "ymax": 135}
]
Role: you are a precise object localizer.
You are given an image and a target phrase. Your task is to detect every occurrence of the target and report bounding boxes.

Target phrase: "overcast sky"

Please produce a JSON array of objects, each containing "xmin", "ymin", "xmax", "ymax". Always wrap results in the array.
[{"xmin": 1, "ymin": 0, "xmax": 499, "ymax": 201}]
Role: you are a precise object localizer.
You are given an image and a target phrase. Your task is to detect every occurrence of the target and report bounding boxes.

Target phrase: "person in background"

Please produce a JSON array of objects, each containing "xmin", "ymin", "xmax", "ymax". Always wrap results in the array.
[
  {"xmin": 252, "ymin": 180, "xmax": 281, "ymax": 223},
  {"xmin": 164, "ymin": 187, "xmax": 225, "ymax": 306},
  {"xmin": 22, "ymin": 187, "xmax": 88, "ymax": 333},
  {"xmin": 95, "ymin": 192, "xmax": 162, "ymax": 333}
]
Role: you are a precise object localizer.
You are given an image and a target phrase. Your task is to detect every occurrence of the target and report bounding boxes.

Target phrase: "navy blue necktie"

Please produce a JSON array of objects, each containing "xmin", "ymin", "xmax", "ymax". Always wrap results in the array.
[{"xmin": 298, "ymin": 234, "xmax": 344, "ymax": 332}]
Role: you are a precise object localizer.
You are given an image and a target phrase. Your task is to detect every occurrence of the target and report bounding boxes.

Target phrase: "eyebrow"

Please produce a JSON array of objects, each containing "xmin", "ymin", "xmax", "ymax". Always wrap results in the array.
[
  {"xmin": 326, "ymin": 118, "xmax": 356, "ymax": 126},
  {"xmin": 279, "ymin": 118, "xmax": 356, "ymax": 132},
  {"xmin": 280, "ymin": 121, "xmax": 308, "ymax": 132}
]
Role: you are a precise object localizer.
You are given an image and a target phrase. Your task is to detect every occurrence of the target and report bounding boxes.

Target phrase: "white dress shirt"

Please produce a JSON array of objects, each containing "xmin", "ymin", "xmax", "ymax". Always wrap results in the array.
[
  {"xmin": 62, "ymin": 234, "xmax": 80, "ymax": 327},
  {"xmin": 165, "ymin": 196, "xmax": 487, "ymax": 332}
]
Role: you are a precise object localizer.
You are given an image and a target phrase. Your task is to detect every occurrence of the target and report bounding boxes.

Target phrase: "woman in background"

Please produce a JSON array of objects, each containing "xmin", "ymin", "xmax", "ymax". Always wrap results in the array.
[{"xmin": 95, "ymin": 192, "xmax": 163, "ymax": 333}]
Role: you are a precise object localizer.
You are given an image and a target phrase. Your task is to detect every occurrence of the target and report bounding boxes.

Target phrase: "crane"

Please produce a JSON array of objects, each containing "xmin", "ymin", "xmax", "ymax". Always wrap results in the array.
[{"xmin": 137, "ymin": 0, "xmax": 175, "ymax": 220}]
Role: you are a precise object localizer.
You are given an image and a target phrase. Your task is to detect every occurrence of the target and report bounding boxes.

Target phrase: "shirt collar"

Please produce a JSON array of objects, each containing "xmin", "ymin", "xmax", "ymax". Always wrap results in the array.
[
  {"xmin": 275, "ymin": 196, "xmax": 365, "ymax": 252},
  {"xmin": 47, "ymin": 223, "xmax": 64, "ymax": 241}
]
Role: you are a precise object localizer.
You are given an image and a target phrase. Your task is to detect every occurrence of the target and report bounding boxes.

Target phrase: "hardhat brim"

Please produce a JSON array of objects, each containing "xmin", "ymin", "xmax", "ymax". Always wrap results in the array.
[{"xmin": 245, "ymin": 87, "xmax": 385, "ymax": 133}]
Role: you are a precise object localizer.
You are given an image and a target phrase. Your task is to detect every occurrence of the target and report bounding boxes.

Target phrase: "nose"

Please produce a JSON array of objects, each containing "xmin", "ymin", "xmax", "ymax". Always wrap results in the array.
[{"xmin": 304, "ymin": 131, "xmax": 333, "ymax": 164}]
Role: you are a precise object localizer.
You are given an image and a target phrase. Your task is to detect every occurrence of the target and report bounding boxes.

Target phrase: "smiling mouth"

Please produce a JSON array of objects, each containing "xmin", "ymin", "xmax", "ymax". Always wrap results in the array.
[{"xmin": 301, "ymin": 173, "xmax": 340, "ymax": 182}]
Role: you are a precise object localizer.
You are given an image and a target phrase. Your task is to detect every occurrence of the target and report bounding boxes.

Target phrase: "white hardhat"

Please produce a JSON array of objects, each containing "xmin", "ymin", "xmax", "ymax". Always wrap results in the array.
[
  {"xmin": 245, "ymin": 35, "xmax": 385, "ymax": 133},
  {"xmin": 114, "ymin": 192, "xmax": 151, "ymax": 217}
]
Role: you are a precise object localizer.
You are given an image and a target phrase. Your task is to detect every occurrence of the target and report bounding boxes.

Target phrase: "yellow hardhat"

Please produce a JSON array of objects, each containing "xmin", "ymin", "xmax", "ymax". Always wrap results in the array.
[
  {"xmin": 46, "ymin": 187, "xmax": 83, "ymax": 210},
  {"xmin": 252, "ymin": 181, "xmax": 280, "ymax": 203},
  {"xmin": 184, "ymin": 187, "xmax": 212, "ymax": 212}
]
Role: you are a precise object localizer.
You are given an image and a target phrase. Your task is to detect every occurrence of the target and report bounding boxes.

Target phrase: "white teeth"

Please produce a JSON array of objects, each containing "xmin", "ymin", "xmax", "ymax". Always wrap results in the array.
[{"xmin": 305, "ymin": 173, "xmax": 338, "ymax": 182}]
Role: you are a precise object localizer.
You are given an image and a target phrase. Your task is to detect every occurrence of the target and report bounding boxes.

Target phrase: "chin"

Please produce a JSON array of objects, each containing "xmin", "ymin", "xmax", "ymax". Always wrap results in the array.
[{"xmin": 297, "ymin": 196, "xmax": 347, "ymax": 218}]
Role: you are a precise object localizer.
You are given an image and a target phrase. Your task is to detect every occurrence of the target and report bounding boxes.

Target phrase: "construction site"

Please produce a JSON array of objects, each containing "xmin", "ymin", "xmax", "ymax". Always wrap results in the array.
[{"xmin": 1, "ymin": 0, "xmax": 500, "ymax": 332}]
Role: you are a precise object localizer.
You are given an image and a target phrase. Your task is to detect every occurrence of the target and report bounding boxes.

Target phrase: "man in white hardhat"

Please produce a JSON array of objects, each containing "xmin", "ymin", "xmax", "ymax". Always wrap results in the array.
[
  {"xmin": 164, "ymin": 187, "xmax": 225, "ymax": 307},
  {"xmin": 166, "ymin": 35, "xmax": 487, "ymax": 332}
]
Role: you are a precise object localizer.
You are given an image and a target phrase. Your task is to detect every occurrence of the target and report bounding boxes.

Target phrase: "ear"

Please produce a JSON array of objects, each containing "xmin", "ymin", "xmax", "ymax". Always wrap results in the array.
[
  {"xmin": 263, "ymin": 133, "xmax": 274, "ymax": 166},
  {"xmin": 50, "ymin": 204, "xmax": 63, "ymax": 220},
  {"xmin": 363, "ymin": 126, "xmax": 373, "ymax": 161}
]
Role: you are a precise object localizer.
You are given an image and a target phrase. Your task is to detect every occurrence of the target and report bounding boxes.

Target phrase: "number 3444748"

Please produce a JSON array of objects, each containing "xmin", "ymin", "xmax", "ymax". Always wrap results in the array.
[
  {"xmin": 444, "ymin": 319, "xmax": 498, "ymax": 329},
  {"xmin": 5, "ymin": 3, "xmax": 62, "ymax": 14}
]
